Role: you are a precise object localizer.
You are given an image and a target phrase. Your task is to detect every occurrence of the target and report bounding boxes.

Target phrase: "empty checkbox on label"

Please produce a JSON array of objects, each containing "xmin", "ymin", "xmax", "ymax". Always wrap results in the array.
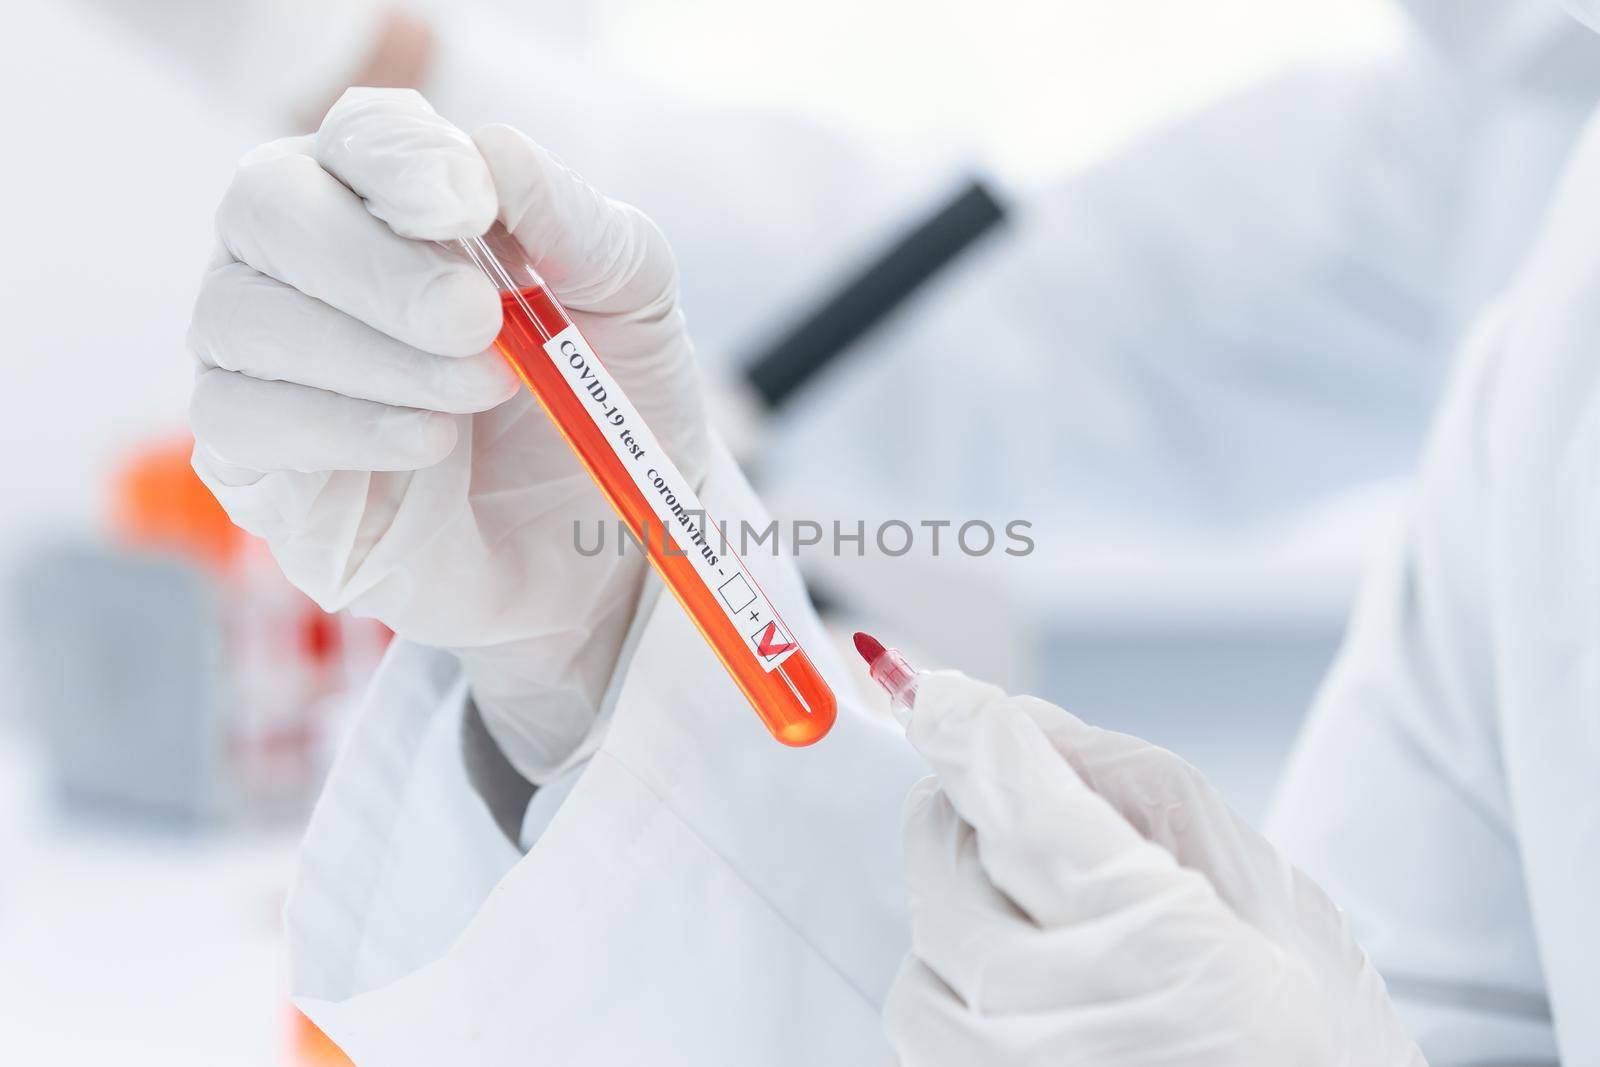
[{"xmin": 718, "ymin": 573, "xmax": 757, "ymax": 613}]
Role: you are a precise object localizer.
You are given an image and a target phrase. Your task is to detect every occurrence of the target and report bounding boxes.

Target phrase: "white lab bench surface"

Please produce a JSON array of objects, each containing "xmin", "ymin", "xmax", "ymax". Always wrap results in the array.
[{"xmin": 0, "ymin": 730, "xmax": 302, "ymax": 1067}]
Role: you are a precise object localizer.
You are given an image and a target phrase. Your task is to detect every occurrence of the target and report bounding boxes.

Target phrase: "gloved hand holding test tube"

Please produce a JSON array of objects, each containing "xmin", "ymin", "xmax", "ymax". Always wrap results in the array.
[{"xmin": 190, "ymin": 87, "xmax": 833, "ymax": 784}]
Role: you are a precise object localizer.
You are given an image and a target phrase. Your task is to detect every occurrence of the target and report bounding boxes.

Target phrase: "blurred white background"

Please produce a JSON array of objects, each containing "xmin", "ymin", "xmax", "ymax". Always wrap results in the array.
[
  {"xmin": 1, "ymin": 1, "xmax": 1408, "ymax": 1064},
  {"xmin": 0, "ymin": 0, "xmax": 1404, "ymax": 719},
  {"xmin": 598, "ymin": 0, "xmax": 1401, "ymax": 182}
]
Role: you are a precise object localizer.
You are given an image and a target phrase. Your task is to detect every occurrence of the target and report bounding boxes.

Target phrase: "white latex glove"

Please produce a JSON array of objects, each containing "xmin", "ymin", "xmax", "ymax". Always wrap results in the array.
[
  {"xmin": 188, "ymin": 88, "xmax": 707, "ymax": 783},
  {"xmin": 886, "ymin": 672, "xmax": 1425, "ymax": 1066}
]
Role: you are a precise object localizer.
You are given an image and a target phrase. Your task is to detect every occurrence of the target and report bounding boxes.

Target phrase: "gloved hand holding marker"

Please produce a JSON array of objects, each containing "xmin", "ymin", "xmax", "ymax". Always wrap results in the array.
[{"xmin": 853, "ymin": 631, "xmax": 1426, "ymax": 1066}]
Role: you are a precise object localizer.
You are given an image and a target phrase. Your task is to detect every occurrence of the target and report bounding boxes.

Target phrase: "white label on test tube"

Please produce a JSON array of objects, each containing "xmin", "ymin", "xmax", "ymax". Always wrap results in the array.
[{"xmin": 542, "ymin": 325, "xmax": 799, "ymax": 671}]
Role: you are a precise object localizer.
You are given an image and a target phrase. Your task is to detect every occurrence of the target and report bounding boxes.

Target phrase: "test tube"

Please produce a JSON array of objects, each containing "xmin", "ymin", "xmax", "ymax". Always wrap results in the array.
[{"xmin": 456, "ymin": 225, "xmax": 837, "ymax": 746}]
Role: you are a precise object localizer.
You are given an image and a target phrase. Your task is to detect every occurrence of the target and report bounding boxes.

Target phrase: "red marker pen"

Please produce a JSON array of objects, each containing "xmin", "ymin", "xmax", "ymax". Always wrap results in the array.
[{"xmin": 853, "ymin": 632, "xmax": 923, "ymax": 725}]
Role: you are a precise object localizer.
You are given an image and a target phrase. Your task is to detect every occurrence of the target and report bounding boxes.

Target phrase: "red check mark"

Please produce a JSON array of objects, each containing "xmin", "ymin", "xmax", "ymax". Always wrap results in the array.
[{"xmin": 755, "ymin": 621, "xmax": 796, "ymax": 658}]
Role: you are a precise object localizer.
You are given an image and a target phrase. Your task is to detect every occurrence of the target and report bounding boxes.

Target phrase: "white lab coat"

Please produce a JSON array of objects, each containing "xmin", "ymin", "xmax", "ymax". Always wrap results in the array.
[
  {"xmin": 285, "ymin": 443, "xmax": 926, "ymax": 1064},
  {"xmin": 1268, "ymin": 105, "xmax": 1600, "ymax": 1066}
]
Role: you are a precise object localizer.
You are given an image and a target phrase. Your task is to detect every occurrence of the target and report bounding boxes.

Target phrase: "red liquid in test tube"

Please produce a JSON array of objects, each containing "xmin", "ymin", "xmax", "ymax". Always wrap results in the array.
[{"xmin": 457, "ymin": 225, "xmax": 836, "ymax": 746}]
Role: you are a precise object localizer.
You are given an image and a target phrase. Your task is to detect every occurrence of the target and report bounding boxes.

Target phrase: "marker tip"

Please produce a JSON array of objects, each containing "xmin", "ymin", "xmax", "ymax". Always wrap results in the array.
[{"xmin": 853, "ymin": 631, "xmax": 886, "ymax": 664}]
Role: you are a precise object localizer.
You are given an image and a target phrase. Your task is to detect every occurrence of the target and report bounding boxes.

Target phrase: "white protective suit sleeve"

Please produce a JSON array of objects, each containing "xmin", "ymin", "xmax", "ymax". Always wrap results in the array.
[
  {"xmin": 1269, "ymin": 105, "xmax": 1600, "ymax": 1065},
  {"xmin": 1267, "ymin": 308, "xmax": 1552, "ymax": 1065},
  {"xmin": 284, "ymin": 436, "xmax": 927, "ymax": 1065}
]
